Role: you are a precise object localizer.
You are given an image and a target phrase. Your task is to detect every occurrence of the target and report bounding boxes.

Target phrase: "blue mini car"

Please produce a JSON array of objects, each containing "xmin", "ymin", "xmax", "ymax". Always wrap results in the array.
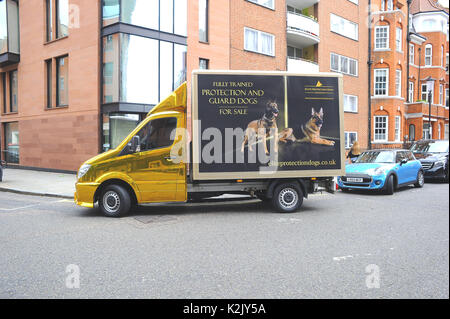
[{"xmin": 337, "ymin": 149, "xmax": 424, "ymax": 195}]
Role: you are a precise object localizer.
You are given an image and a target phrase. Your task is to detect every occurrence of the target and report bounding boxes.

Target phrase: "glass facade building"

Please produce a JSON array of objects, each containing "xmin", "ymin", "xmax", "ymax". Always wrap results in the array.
[
  {"xmin": 0, "ymin": 0, "xmax": 20, "ymax": 66},
  {"xmin": 101, "ymin": 0, "xmax": 187, "ymax": 152}
]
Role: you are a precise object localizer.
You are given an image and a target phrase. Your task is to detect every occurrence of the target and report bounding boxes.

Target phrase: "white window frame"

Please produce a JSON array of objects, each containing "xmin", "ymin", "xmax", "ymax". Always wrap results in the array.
[
  {"xmin": 344, "ymin": 132, "xmax": 358, "ymax": 149},
  {"xmin": 374, "ymin": 115, "xmax": 388, "ymax": 142},
  {"xmin": 387, "ymin": 0, "xmax": 393, "ymax": 11},
  {"xmin": 244, "ymin": 27, "xmax": 275, "ymax": 57},
  {"xmin": 439, "ymin": 84, "xmax": 443, "ymax": 105},
  {"xmin": 247, "ymin": 0, "xmax": 274, "ymax": 10},
  {"xmin": 425, "ymin": 44, "xmax": 432, "ymax": 66},
  {"xmin": 344, "ymin": 94, "xmax": 358, "ymax": 113},
  {"xmin": 395, "ymin": 70, "xmax": 401, "ymax": 97},
  {"xmin": 375, "ymin": 26, "xmax": 389, "ymax": 50},
  {"xmin": 330, "ymin": 53, "xmax": 358, "ymax": 76},
  {"xmin": 381, "ymin": 0, "xmax": 385, "ymax": 11},
  {"xmin": 408, "ymin": 81, "xmax": 414, "ymax": 103},
  {"xmin": 409, "ymin": 43, "xmax": 414, "ymax": 64},
  {"xmin": 330, "ymin": 13, "xmax": 359, "ymax": 41},
  {"xmin": 395, "ymin": 116, "xmax": 401, "ymax": 142},
  {"xmin": 374, "ymin": 68, "xmax": 389, "ymax": 96},
  {"xmin": 396, "ymin": 27, "xmax": 402, "ymax": 52}
]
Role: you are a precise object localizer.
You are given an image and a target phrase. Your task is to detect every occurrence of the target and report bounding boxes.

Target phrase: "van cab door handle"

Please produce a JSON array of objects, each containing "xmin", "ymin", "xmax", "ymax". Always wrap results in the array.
[{"xmin": 165, "ymin": 156, "xmax": 177, "ymax": 161}]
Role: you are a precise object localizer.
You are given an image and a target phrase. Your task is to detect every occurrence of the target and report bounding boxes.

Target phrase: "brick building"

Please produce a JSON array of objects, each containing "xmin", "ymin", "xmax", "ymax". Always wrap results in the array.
[{"xmin": 0, "ymin": 0, "xmax": 448, "ymax": 172}]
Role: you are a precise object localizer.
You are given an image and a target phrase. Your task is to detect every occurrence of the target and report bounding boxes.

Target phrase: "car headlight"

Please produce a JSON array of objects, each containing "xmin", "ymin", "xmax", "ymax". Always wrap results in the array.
[
  {"xmin": 434, "ymin": 160, "xmax": 445, "ymax": 168},
  {"xmin": 77, "ymin": 164, "xmax": 91, "ymax": 180},
  {"xmin": 367, "ymin": 167, "xmax": 389, "ymax": 176}
]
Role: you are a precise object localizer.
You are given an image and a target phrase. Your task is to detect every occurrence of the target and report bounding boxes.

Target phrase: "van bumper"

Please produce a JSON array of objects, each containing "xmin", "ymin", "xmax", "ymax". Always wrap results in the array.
[{"xmin": 74, "ymin": 182, "xmax": 100, "ymax": 208}]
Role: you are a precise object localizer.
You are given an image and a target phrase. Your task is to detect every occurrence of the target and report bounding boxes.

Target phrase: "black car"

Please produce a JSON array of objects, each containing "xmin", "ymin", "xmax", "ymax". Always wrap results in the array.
[{"xmin": 410, "ymin": 140, "xmax": 449, "ymax": 182}]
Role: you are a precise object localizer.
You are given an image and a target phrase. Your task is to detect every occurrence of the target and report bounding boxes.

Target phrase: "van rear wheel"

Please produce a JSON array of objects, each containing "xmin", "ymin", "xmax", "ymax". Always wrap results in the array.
[
  {"xmin": 99, "ymin": 185, "xmax": 131, "ymax": 217},
  {"xmin": 272, "ymin": 183, "xmax": 303, "ymax": 213}
]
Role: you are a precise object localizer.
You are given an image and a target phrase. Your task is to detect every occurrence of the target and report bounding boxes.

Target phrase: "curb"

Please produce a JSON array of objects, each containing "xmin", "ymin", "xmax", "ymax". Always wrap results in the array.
[{"xmin": 0, "ymin": 187, "xmax": 73, "ymax": 200}]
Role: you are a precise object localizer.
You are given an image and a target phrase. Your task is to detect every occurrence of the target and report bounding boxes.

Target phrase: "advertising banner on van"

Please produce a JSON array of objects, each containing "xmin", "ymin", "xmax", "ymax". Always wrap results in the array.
[{"xmin": 192, "ymin": 71, "xmax": 345, "ymax": 180}]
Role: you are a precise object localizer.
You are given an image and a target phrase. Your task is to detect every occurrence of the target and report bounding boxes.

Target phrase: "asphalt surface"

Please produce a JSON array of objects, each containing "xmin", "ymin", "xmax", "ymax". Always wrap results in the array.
[{"xmin": 0, "ymin": 182, "xmax": 448, "ymax": 299}]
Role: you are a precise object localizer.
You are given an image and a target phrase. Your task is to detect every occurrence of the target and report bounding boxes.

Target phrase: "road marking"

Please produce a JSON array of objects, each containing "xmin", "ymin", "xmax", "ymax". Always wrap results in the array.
[
  {"xmin": 0, "ymin": 204, "xmax": 41, "ymax": 211},
  {"xmin": 333, "ymin": 255, "xmax": 354, "ymax": 261}
]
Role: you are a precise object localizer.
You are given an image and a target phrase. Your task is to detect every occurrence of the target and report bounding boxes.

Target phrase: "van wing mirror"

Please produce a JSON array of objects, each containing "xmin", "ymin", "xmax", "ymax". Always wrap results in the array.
[{"xmin": 128, "ymin": 135, "xmax": 141, "ymax": 153}]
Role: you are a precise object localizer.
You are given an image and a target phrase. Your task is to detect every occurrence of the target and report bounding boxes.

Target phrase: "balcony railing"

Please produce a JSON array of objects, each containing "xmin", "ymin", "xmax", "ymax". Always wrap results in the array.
[
  {"xmin": 287, "ymin": 57, "xmax": 319, "ymax": 73},
  {"xmin": 286, "ymin": 12, "xmax": 320, "ymax": 48}
]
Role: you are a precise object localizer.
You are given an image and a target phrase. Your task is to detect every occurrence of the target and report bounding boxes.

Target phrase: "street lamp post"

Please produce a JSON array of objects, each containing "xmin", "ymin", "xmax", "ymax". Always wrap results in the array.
[{"xmin": 425, "ymin": 77, "xmax": 435, "ymax": 139}]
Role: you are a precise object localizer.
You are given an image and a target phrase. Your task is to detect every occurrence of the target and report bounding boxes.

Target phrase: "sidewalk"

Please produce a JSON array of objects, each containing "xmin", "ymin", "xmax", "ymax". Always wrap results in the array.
[{"xmin": 0, "ymin": 168, "xmax": 76, "ymax": 199}]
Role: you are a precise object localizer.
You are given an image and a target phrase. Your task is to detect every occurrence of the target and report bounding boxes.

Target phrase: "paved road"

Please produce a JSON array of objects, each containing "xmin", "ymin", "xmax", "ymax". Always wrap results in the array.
[{"xmin": 0, "ymin": 182, "xmax": 448, "ymax": 299}]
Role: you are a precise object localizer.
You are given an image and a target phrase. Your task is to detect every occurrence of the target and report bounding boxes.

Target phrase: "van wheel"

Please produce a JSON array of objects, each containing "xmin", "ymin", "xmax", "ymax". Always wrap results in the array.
[
  {"xmin": 272, "ymin": 183, "xmax": 303, "ymax": 213},
  {"xmin": 384, "ymin": 175, "xmax": 395, "ymax": 195},
  {"xmin": 414, "ymin": 170, "xmax": 424, "ymax": 188},
  {"xmin": 99, "ymin": 185, "xmax": 131, "ymax": 217}
]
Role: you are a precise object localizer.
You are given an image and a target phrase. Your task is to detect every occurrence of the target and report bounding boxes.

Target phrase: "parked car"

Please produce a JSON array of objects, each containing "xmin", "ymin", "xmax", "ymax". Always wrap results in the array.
[
  {"xmin": 410, "ymin": 140, "xmax": 449, "ymax": 182},
  {"xmin": 337, "ymin": 149, "xmax": 424, "ymax": 195}
]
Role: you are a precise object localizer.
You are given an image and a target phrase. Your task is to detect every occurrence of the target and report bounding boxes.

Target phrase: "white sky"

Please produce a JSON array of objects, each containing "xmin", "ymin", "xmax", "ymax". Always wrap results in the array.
[{"xmin": 438, "ymin": 0, "xmax": 449, "ymax": 8}]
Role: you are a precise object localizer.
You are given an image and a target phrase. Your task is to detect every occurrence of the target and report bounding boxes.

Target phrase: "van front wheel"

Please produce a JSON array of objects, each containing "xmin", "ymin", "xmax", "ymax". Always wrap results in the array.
[
  {"xmin": 99, "ymin": 185, "xmax": 131, "ymax": 217},
  {"xmin": 272, "ymin": 183, "xmax": 303, "ymax": 213}
]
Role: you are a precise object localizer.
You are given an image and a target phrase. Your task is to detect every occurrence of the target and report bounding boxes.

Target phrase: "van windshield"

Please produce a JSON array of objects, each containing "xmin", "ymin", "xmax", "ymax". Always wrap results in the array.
[{"xmin": 356, "ymin": 151, "xmax": 395, "ymax": 164}]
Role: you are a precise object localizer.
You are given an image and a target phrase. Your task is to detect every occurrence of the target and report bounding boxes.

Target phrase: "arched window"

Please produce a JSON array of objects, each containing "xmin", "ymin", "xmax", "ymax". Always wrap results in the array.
[
  {"xmin": 409, "ymin": 124, "xmax": 415, "ymax": 141},
  {"xmin": 425, "ymin": 44, "xmax": 432, "ymax": 66}
]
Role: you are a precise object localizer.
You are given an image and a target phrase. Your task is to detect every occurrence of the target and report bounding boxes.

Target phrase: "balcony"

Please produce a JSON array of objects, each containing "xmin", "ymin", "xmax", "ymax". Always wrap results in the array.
[
  {"xmin": 287, "ymin": 57, "xmax": 319, "ymax": 73},
  {"xmin": 0, "ymin": 0, "xmax": 20, "ymax": 67},
  {"xmin": 286, "ymin": 0, "xmax": 319, "ymax": 10},
  {"xmin": 287, "ymin": 12, "xmax": 320, "ymax": 49}
]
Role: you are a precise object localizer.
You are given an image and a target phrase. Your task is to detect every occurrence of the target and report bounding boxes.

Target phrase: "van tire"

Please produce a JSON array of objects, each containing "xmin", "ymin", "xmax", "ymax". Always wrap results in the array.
[
  {"xmin": 272, "ymin": 183, "xmax": 303, "ymax": 213},
  {"xmin": 99, "ymin": 184, "xmax": 131, "ymax": 217},
  {"xmin": 384, "ymin": 175, "xmax": 395, "ymax": 195}
]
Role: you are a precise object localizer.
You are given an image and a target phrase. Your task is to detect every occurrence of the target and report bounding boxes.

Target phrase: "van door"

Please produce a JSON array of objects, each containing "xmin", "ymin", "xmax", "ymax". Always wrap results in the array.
[{"xmin": 128, "ymin": 116, "xmax": 184, "ymax": 203}]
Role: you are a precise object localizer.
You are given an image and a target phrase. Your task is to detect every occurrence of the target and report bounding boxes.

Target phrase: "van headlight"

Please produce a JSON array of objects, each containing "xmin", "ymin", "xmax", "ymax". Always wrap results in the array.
[{"xmin": 77, "ymin": 164, "xmax": 91, "ymax": 180}]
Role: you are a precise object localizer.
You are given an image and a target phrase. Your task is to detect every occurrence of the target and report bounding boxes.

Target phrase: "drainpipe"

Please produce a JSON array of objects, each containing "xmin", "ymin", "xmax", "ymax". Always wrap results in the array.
[
  {"xmin": 368, "ymin": 0, "xmax": 373, "ymax": 150},
  {"xmin": 417, "ymin": 47, "xmax": 421, "ymax": 101},
  {"xmin": 406, "ymin": 0, "xmax": 411, "ymax": 103}
]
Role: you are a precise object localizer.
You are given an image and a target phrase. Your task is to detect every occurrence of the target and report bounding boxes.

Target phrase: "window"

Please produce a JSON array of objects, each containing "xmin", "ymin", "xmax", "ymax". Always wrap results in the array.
[
  {"xmin": 9, "ymin": 70, "xmax": 17, "ymax": 113},
  {"xmin": 330, "ymin": 14, "xmax": 358, "ymax": 41},
  {"xmin": 421, "ymin": 82, "xmax": 433, "ymax": 102},
  {"xmin": 136, "ymin": 117, "xmax": 178, "ymax": 151},
  {"xmin": 344, "ymin": 132, "xmax": 357, "ymax": 149},
  {"xmin": 56, "ymin": 0, "xmax": 69, "ymax": 38},
  {"xmin": 199, "ymin": 58, "xmax": 209, "ymax": 70},
  {"xmin": 199, "ymin": 0, "xmax": 209, "ymax": 42},
  {"xmin": 330, "ymin": 53, "xmax": 358, "ymax": 76},
  {"xmin": 446, "ymin": 88, "xmax": 449, "ymax": 107},
  {"xmin": 56, "ymin": 55, "xmax": 68, "ymax": 106},
  {"xmin": 381, "ymin": 0, "xmax": 385, "ymax": 11},
  {"xmin": 374, "ymin": 69, "xmax": 388, "ymax": 96},
  {"xmin": 344, "ymin": 94, "xmax": 358, "ymax": 112},
  {"xmin": 4, "ymin": 122, "xmax": 19, "ymax": 164},
  {"xmin": 0, "ymin": 0, "xmax": 19, "ymax": 55},
  {"xmin": 102, "ymin": 113, "xmax": 141, "ymax": 151},
  {"xmin": 395, "ymin": 28, "xmax": 402, "ymax": 52},
  {"xmin": 46, "ymin": 59, "xmax": 52, "ymax": 108},
  {"xmin": 395, "ymin": 70, "xmax": 401, "ymax": 97},
  {"xmin": 441, "ymin": 46, "xmax": 444, "ymax": 67},
  {"xmin": 439, "ymin": 84, "xmax": 443, "ymax": 105},
  {"xmin": 395, "ymin": 116, "xmax": 401, "ymax": 141},
  {"xmin": 387, "ymin": 0, "xmax": 393, "ymax": 11},
  {"xmin": 288, "ymin": 46, "xmax": 302, "ymax": 59},
  {"xmin": 423, "ymin": 122, "xmax": 431, "ymax": 140},
  {"xmin": 248, "ymin": 0, "xmax": 274, "ymax": 9},
  {"xmin": 374, "ymin": 116, "xmax": 388, "ymax": 141},
  {"xmin": 1, "ymin": 73, "xmax": 6, "ymax": 113},
  {"xmin": 375, "ymin": 26, "xmax": 389, "ymax": 49},
  {"xmin": 244, "ymin": 28, "xmax": 275, "ymax": 56},
  {"xmin": 408, "ymin": 81, "xmax": 414, "ymax": 102},
  {"xmin": 425, "ymin": 44, "xmax": 432, "ymax": 66},
  {"xmin": 409, "ymin": 44, "xmax": 414, "ymax": 64},
  {"xmin": 46, "ymin": 0, "xmax": 53, "ymax": 42},
  {"xmin": 409, "ymin": 124, "xmax": 415, "ymax": 141}
]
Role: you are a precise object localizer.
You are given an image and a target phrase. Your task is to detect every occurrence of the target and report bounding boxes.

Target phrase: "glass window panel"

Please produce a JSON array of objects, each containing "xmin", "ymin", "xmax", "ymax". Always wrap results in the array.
[
  {"xmin": 121, "ymin": 0, "xmax": 159, "ymax": 31},
  {"xmin": 349, "ymin": 59, "xmax": 357, "ymax": 75},
  {"xmin": 0, "ymin": 0, "xmax": 8, "ymax": 54},
  {"xmin": 160, "ymin": 0, "xmax": 174, "ymax": 33},
  {"xmin": 136, "ymin": 117, "xmax": 177, "ymax": 151},
  {"xmin": 103, "ymin": 34, "xmax": 119, "ymax": 104},
  {"xmin": 107, "ymin": 113, "xmax": 141, "ymax": 150},
  {"xmin": 5, "ymin": 121, "xmax": 19, "ymax": 164},
  {"xmin": 120, "ymin": 34, "xmax": 159, "ymax": 104},
  {"xmin": 57, "ymin": 0, "xmax": 69, "ymax": 38},
  {"xmin": 330, "ymin": 53, "xmax": 339, "ymax": 71},
  {"xmin": 46, "ymin": 0, "xmax": 53, "ymax": 41},
  {"xmin": 199, "ymin": 58, "xmax": 209, "ymax": 69},
  {"xmin": 46, "ymin": 60, "xmax": 52, "ymax": 108},
  {"xmin": 244, "ymin": 28, "xmax": 258, "ymax": 52},
  {"xmin": 7, "ymin": 0, "xmax": 19, "ymax": 54},
  {"xmin": 340, "ymin": 56, "xmax": 348, "ymax": 73},
  {"xmin": 160, "ymin": 41, "xmax": 174, "ymax": 100},
  {"xmin": 103, "ymin": 0, "xmax": 120, "ymax": 26},
  {"xmin": 174, "ymin": 44, "xmax": 187, "ymax": 88},
  {"xmin": 56, "ymin": 56, "xmax": 69, "ymax": 106},
  {"xmin": 9, "ymin": 70, "xmax": 18, "ymax": 112},
  {"xmin": 199, "ymin": 0, "xmax": 208, "ymax": 42},
  {"xmin": 174, "ymin": 0, "xmax": 187, "ymax": 36},
  {"xmin": 260, "ymin": 32, "xmax": 274, "ymax": 56}
]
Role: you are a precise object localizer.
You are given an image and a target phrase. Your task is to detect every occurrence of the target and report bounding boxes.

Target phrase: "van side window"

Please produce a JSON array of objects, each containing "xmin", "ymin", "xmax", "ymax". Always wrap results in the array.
[{"xmin": 137, "ymin": 117, "xmax": 177, "ymax": 151}]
